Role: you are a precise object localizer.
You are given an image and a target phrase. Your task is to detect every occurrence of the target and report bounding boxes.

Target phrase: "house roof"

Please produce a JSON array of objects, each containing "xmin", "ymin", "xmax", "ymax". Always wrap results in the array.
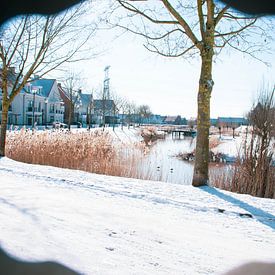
[
  {"xmin": 217, "ymin": 117, "xmax": 247, "ymax": 124},
  {"xmin": 79, "ymin": 93, "xmax": 92, "ymax": 106},
  {"xmin": 94, "ymin": 99, "xmax": 115, "ymax": 111},
  {"xmin": 164, "ymin": 115, "xmax": 181, "ymax": 122},
  {"xmin": 28, "ymin": 79, "xmax": 55, "ymax": 97}
]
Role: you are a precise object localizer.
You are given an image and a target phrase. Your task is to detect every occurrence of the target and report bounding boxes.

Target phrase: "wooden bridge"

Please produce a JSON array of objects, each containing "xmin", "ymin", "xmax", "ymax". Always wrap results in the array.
[
  {"xmin": 157, "ymin": 126, "xmax": 196, "ymax": 138},
  {"xmin": 171, "ymin": 128, "xmax": 196, "ymax": 138}
]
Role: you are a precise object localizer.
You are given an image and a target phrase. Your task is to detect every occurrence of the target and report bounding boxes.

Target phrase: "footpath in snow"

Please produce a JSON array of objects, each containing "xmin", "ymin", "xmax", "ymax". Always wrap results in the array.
[{"xmin": 0, "ymin": 157, "xmax": 274, "ymax": 274}]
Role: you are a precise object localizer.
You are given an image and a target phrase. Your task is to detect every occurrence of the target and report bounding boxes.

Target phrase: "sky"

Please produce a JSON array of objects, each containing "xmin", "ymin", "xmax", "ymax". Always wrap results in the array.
[{"xmin": 50, "ymin": 3, "xmax": 275, "ymax": 119}]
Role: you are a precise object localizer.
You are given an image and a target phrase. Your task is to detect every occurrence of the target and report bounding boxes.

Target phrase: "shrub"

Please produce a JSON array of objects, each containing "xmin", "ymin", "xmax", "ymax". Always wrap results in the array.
[
  {"xmin": 211, "ymin": 85, "xmax": 275, "ymax": 198},
  {"xmin": 140, "ymin": 126, "xmax": 163, "ymax": 145}
]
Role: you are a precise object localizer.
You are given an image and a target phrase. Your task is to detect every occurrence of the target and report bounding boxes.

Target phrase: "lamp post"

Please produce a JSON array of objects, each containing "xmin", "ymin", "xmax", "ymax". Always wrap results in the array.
[
  {"xmin": 31, "ymin": 85, "xmax": 42, "ymax": 130},
  {"xmin": 22, "ymin": 93, "xmax": 25, "ymax": 125},
  {"xmin": 32, "ymin": 90, "xmax": 36, "ymax": 129},
  {"xmin": 44, "ymin": 98, "xmax": 48, "ymax": 128}
]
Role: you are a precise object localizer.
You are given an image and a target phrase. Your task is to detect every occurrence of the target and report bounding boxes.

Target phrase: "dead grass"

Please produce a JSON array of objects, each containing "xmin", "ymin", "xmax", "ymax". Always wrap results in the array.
[
  {"xmin": 210, "ymin": 157, "xmax": 275, "ymax": 199},
  {"xmin": 5, "ymin": 128, "xmax": 151, "ymax": 179},
  {"xmin": 140, "ymin": 126, "xmax": 164, "ymax": 145}
]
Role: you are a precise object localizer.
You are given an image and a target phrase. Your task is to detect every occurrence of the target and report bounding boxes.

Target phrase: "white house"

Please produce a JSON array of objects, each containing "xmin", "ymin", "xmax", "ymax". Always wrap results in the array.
[
  {"xmin": 0, "ymin": 75, "xmax": 65, "ymax": 126},
  {"xmin": 78, "ymin": 92, "xmax": 93, "ymax": 125}
]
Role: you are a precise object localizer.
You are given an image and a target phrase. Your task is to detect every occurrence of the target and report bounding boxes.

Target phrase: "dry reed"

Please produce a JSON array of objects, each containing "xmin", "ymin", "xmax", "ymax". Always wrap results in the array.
[{"xmin": 6, "ymin": 128, "xmax": 152, "ymax": 180}]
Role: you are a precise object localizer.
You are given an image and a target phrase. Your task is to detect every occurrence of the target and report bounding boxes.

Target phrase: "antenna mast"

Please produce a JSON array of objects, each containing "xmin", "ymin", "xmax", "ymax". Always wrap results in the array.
[{"xmin": 103, "ymin": 66, "xmax": 110, "ymax": 100}]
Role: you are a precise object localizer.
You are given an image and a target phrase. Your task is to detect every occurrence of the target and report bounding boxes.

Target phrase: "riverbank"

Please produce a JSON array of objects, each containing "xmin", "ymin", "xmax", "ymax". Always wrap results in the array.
[{"xmin": 0, "ymin": 157, "xmax": 274, "ymax": 274}]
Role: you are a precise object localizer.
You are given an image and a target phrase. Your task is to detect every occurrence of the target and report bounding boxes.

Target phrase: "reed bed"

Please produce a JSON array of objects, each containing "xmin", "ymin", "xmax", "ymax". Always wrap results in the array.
[{"xmin": 6, "ymin": 128, "xmax": 152, "ymax": 179}]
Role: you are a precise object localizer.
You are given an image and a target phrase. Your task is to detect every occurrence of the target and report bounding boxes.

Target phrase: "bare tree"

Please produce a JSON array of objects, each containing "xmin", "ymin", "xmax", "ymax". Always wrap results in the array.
[
  {"xmin": 137, "ymin": 104, "xmax": 152, "ymax": 125},
  {"xmin": 222, "ymin": 85, "xmax": 275, "ymax": 198},
  {"xmin": 245, "ymin": 85, "xmax": 275, "ymax": 197},
  {"xmin": 61, "ymin": 71, "xmax": 83, "ymax": 130},
  {"xmin": 110, "ymin": 0, "xmax": 273, "ymax": 186},
  {"xmin": 125, "ymin": 101, "xmax": 138, "ymax": 128},
  {"xmin": 95, "ymin": 86, "xmax": 108, "ymax": 128},
  {"xmin": 0, "ymin": 2, "xmax": 96, "ymax": 156},
  {"xmin": 110, "ymin": 92, "xmax": 127, "ymax": 129},
  {"xmin": 87, "ymin": 90, "xmax": 95, "ymax": 130}
]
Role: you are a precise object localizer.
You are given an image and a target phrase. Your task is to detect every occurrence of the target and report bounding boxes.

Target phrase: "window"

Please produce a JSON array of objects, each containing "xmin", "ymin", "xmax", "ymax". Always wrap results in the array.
[
  {"xmin": 27, "ymin": 100, "xmax": 33, "ymax": 112},
  {"xmin": 50, "ymin": 104, "xmax": 54, "ymax": 113}
]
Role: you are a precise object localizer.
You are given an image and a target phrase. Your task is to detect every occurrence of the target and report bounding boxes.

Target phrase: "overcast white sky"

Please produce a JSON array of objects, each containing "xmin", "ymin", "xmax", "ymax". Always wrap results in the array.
[{"xmin": 51, "ymin": 4, "xmax": 275, "ymax": 119}]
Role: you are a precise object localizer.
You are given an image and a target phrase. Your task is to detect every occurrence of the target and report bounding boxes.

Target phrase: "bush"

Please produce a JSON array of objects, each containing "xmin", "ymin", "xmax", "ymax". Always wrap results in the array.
[
  {"xmin": 140, "ymin": 126, "xmax": 164, "ymax": 145},
  {"xmin": 211, "ymin": 85, "xmax": 275, "ymax": 198}
]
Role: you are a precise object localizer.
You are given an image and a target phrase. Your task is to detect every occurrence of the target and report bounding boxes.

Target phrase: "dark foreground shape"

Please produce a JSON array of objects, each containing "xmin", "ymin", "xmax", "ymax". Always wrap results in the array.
[
  {"xmin": 0, "ymin": 0, "xmax": 274, "ymax": 274},
  {"xmin": 0, "ymin": 247, "xmax": 80, "ymax": 275},
  {"xmin": 222, "ymin": 261, "xmax": 275, "ymax": 275},
  {"xmin": 1, "ymin": 0, "xmax": 275, "ymax": 27},
  {"xmin": 1, "ymin": 0, "xmax": 82, "ymax": 26},
  {"xmin": 219, "ymin": 0, "xmax": 275, "ymax": 15}
]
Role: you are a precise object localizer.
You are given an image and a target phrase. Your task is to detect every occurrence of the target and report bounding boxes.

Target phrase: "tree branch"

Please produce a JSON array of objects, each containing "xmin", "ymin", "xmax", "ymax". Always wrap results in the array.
[
  {"xmin": 215, "ymin": 5, "xmax": 229, "ymax": 26},
  {"xmin": 144, "ymin": 43, "xmax": 196, "ymax": 58},
  {"xmin": 117, "ymin": 0, "xmax": 180, "ymax": 25},
  {"xmin": 161, "ymin": 0, "xmax": 202, "ymax": 50},
  {"xmin": 197, "ymin": 0, "xmax": 206, "ymax": 40},
  {"xmin": 214, "ymin": 18, "xmax": 257, "ymax": 37}
]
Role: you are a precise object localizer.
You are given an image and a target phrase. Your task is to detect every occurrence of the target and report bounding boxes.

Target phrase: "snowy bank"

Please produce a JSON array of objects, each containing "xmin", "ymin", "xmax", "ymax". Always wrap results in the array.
[{"xmin": 0, "ymin": 157, "xmax": 274, "ymax": 274}]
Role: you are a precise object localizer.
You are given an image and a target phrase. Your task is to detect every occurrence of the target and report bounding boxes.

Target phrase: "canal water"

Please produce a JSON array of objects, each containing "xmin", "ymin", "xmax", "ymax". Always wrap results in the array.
[{"xmin": 138, "ymin": 134, "xmax": 195, "ymax": 185}]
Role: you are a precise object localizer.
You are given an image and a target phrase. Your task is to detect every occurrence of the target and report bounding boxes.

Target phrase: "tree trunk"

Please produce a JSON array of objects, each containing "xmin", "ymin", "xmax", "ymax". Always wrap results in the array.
[
  {"xmin": 68, "ymin": 103, "xmax": 72, "ymax": 131},
  {"xmin": 192, "ymin": 50, "xmax": 214, "ymax": 187},
  {"xmin": 0, "ymin": 104, "xmax": 9, "ymax": 157}
]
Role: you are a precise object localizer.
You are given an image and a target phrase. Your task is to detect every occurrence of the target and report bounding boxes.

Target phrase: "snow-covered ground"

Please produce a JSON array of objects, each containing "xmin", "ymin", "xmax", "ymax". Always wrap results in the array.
[
  {"xmin": 0, "ymin": 157, "xmax": 274, "ymax": 274},
  {"xmin": 211, "ymin": 126, "xmax": 275, "ymax": 159}
]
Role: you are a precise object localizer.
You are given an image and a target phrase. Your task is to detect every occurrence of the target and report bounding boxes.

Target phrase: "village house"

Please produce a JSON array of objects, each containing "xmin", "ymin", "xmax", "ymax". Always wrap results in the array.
[
  {"xmin": 217, "ymin": 117, "xmax": 248, "ymax": 128},
  {"xmin": 163, "ymin": 115, "xmax": 182, "ymax": 125},
  {"xmin": 58, "ymin": 83, "xmax": 79, "ymax": 125},
  {"xmin": 0, "ymin": 69, "xmax": 64, "ymax": 126},
  {"xmin": 58, "ymin": 84, "xmax": 93, "ymax": 126},
  {"xmin": 78, "ymin": 92, "xmax": 93, "ymax": 126},
  {"xmin": 93, "ymin": 99, "xmax": 117, "ymax": 125}
]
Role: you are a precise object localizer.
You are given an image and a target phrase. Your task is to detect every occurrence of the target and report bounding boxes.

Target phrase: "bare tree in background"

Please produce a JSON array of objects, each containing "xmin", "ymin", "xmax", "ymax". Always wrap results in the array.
[
  {"xmin": 0, "ymin": 2, "xmax": 97, "ymax": 156},
  {"xmin": 118, "ymin": 97, "xmax": 129, "ymax": 129},
  {"xmin": 125, "ymin": 101, "xmax": 138, "ymax": 128},
  {"xmin": 110, "ymin": 92, "xmax": 127, "ymax": 129},
  {"xmin": 218, "ymin": 85, "xmax": 275, "ymax": 198},
  {"xmin": 110, "ymin": 0, "xmax": 273, "ymax": 187},
  {"xmin": 61, "ymin": 72, "xmax": 84, "ymax": 130},
  {"xmin": 95, "ymin": 86, "xmax": 108, "ymax": 128},
  {"xmin": 87, "ymin": 89, "xmax": 96, "ymax": 130},
  {"xmin": 137, "ymin": 104, "xmax": 152, "ymax": 125}
]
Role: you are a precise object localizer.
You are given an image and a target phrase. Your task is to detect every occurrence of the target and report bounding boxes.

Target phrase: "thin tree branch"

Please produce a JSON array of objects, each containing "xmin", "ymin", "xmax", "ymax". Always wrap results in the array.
[
  {"xmin": 117, "ymin": 0, "xmax": 180, "ymax": 25},
  {"xmin": 144, "ymin": 43, "xmax": 196, "ymax": 58},
  {"xmin": 214, "ymin": 18, "xmax": 257, "ymax": 37},
  {"xmin": 215, "ymin": 5, "xmax": 229, "ymax": 26},
  {"xmin": 161, "ymin": 0, "xmax": 202, "ymax": 50},
  {"xmin": 197, "ymin": 0, "xmax": 206, "ymax": 39}
]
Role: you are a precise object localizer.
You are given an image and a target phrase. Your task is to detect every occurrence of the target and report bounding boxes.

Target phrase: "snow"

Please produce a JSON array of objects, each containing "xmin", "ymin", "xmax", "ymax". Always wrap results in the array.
[
  {"xmin": 0, "ymin": 157, "xmax": 274, "ymax": 274},
  {"xmin": 212, "ymin": 135, "xmax": 243, "ymax": 157}
]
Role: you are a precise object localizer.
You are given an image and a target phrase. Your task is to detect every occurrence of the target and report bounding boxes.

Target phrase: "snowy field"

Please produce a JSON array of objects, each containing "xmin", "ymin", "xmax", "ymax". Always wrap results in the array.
[{"xmin": 0, "ymin": 157, "xmax": 274, "ymax": 274}]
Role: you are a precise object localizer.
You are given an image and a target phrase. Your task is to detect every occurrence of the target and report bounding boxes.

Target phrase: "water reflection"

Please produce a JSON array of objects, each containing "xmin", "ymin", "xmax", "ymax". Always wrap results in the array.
[{"xmin": 138, "ymin": 134, "xmax": 195, "ymax": 185}]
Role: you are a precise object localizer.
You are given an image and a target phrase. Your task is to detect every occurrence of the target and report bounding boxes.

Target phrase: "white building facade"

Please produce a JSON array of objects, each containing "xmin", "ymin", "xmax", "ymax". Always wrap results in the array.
[{"xmin": 0, "ymin": 77, "xmax": 64, "ymax": 126}]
